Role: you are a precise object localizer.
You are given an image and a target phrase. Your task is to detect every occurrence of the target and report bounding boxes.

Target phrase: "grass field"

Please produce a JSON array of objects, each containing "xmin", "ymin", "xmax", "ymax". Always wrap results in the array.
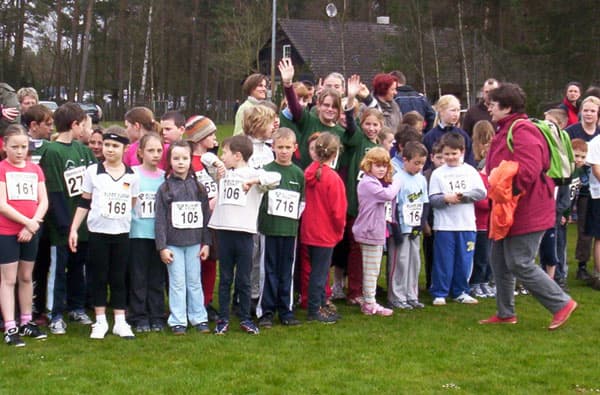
[{"xmin": 2, "ymin": 123, "xmax": 598, "ymax": 394}]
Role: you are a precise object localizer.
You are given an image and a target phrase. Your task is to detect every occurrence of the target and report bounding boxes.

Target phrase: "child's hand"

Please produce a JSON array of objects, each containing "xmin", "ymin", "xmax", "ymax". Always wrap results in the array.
[
  {"xmin": 358, "ymin": 83, "xmax": 370, "ymax": 99},
  {"xmin": 214, "ymin": 160, "xmax": 226, "ymax": 179},
  {"xmin": 243, "ymin": 179, "xmax": 258, "ymax": 192},
  {"xmin": 346, "ymin": 75, "xmax": 361, "ymax": 99},
  {"xmin": 68, "ymin": 230, "xmax": 78, "ymax": 253},
  {"xmin": 278, "ymin": 58, "xmax": 295, "ymax": 86},
  {"xmin": 199, "ymin": 245, "xmax": 210, "ymax": 260},
  {"xmin": 17, "ymin": 227, "xmax": 32, "ymax": 243},
  {"xmin": 160, "ymin": 249, "xmax": 174, "ymax": 264},
  {"xmin": 25, "ymin": 218, "xmax": 40, "ymax": 234},
  {"xmin": 444, "ymin": 193, "xmax": 462, "ymax": 204},
  {"xmin": 209, "ymin": 197, "xmax": 217, "ymax": 211},
  {"xmin": 423, "ymin": 223, "xmax": 432, "ymax": 237},
  {"xmin": 561, "ymin": 216, "xmax": 567, "ymax": 225}
]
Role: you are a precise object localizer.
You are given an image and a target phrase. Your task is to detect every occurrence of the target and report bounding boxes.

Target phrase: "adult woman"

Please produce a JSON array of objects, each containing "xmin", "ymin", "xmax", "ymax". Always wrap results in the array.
[
  {"xmin": 559, "ymin": 81, "xmax": 582, "ymax": 127},
  {"xmin": 481, "ymin": 83, "xmax": 576, "ymax": 330},
  {"xmin": 233, "ymin": 73, "xmax": 268, "ymax": 135},
  {"xmin": 362, "ymin": 73, "xmax": 402, "ymax": 133}
]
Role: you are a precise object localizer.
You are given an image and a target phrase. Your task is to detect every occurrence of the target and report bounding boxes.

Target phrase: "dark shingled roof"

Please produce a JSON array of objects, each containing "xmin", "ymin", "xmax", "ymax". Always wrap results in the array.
[{"xmin": 277, "ymin": 18, "xmax": 400, "ymax": 84}]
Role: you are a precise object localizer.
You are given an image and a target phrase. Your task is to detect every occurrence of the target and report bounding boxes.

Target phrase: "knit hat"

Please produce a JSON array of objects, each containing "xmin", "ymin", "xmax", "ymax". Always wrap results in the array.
[{"xmin": 184, "ymin": 115, "xmax": 217, "ymax": 142}]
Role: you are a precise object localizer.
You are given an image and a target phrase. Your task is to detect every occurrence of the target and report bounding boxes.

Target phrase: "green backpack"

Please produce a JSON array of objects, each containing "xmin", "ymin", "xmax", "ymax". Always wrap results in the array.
[{"xmin": 507, "ymin": 118, "xmax": 574, "ymax": 185}]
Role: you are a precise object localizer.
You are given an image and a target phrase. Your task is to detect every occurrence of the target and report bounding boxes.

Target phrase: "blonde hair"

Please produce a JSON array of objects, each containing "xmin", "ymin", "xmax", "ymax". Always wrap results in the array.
[
  {"xmin": 360, "ymin": 108, "xmax": 385, "ymax": 128},
  {"xmin": 433, "ymin": 94, "xmax": 460, "ymax": 126},
  {"xmin": 16, "ymin": 87, "xmax": 39, "ymax": 103},
  {"xmin": 472, "ymin": 120, "xmax": 495, "ymax": 161},
  {"xmin": 242, "ymin": 105, "xmax": 276, "ymax": 138},
  {"xmin": 359, "ymin": 147, "xmax": 393, "ymax": 183},
  {"xmin": 581, "ymin": 95, "xmax": 600, "ymax": 109}
]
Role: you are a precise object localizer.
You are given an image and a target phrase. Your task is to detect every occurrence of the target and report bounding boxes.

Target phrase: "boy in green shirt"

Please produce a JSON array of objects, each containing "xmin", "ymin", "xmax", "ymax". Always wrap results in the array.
[{"xmin": 257, "ymin": 128, "xmax": 304, "ymax": 327}]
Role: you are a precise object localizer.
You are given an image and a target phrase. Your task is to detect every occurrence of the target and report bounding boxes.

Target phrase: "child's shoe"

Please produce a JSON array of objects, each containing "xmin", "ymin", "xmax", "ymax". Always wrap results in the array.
[
  {"xmin": 258, "ymin": 313, "xmax": 273, "ymax": 329},
  {"xmin": 214, "ymin": 320, "xmax": 229, "ymax": 335},
  {"xmin": 480, "ymin": 283, "xmax": 496, "ymax": 298},
  {"xmin": 49, "ymin": 318, "xmax": 67, "ymax": 335},
  {"xmin": 280, "ymin": 316, "xmax": 302, "ymax": 326},
  {"xmin": 4, "ymin": 327, "xmax": 25, "ymax": 347},
  {"xmin": 454, "ymin": 293, "xmax": 479, "ymax": 304},
  {"xmin": 331, "ymin": 283, "xmax": 346, "ymax": 300},
  {"xmin": 90, "ymin": 321, "xmax": 109, "ymax": 339},
  {"xmin": 19, "ymin": 322, "xmax": 47, "ymax": 340},
  {"xmin": 112, "ymin": 322, "xmax": 135, "ymax": 339},
  {"xmin": 361, "ymin": 302, "xmax": 393, "ymax": 316},
  {"xmin": 470, "ymin": 284, "xmax": 487, "ymax": 298},
  {"xmin": 135, "ymin": 323, "xmax": 151, "ymax": 333},
  {"xmin": 432, "ymin": 297, "xmax": 446, "ymax": 306},
  {"xmin": 69, "ymin": 311, "xmax": 93, "ymax": 325},
  {"xmin": 407, "ymin": 300, "xmax": 425, "ymax": 309},
  {"xmin": 307, "ymin": 308, "xmax": 337, "ymax": 324},
  {"xmin": 240, "ymin": 320, "xmax": 260, "ymax": 335},
  {"xmin": 171, "ymin": 325, "xmax": 187, "ymax": 335},
  {"xmin": 195, "ymin": 322, "xmax": 210, "ymax": 334}
]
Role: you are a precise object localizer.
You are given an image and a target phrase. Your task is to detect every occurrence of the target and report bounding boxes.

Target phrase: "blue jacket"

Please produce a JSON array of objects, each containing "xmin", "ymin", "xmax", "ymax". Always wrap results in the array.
[
  {"xmin": 423, "ymin": 124, "xmax": 476, "ymax": 170},
  {"xmin": 394, "ymin": 85, "xmax": 436, "ymax": 131}
]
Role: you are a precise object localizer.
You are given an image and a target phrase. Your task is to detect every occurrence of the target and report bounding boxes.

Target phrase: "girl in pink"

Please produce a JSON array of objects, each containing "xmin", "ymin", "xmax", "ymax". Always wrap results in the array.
[
  {"xmin": 352, "ymin": 147, "xmax": 401, "ymax": 316},
  {"xmin": 0, "ymin": 125, "xmax": 49, "ymax": 346}
]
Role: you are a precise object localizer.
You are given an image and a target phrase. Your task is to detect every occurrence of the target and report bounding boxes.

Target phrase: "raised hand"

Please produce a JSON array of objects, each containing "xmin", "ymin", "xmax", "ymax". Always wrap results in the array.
[
  {"xmin": 278, "ymin": 58, "xmax": 295, "ymax": 85},
  {"xmin": 346, "ymin": 75, "xmax": 361, "ymax": 99}
]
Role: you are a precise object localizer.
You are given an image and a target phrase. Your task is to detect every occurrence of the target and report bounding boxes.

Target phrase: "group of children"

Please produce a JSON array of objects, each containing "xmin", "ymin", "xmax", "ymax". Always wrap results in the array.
[{"xmin": 1, "ymin": 71, "xmax": 594, "ymax": 347}]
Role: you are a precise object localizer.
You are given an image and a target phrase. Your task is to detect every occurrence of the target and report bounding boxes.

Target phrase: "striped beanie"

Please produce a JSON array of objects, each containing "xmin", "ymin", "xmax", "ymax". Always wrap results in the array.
[{"xmin": 184, "ymin": 115, "xmax": 216, "ymax": 142}]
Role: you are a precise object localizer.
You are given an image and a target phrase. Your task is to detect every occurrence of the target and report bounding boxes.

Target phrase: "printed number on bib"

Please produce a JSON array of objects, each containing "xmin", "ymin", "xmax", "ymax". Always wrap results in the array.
[
  {"xmin": 171, "ymin": 201, "xmax": 203, "ymax": 229},
  {"xmin": 402, "ymin": 202, "xmax": 423, "ymax": 227},
  {"xmin": 219, "ymin": 177, "xmax": 247, "ymax": 206},
  {"xmin": 445, "ymin": 175, "xmax": 468, "ymax": 193},
  {"xmin": 384, "ymin": 201, "xmax": 393, "ymax": 222},
  {"xmin": 196, "ymin": 170, "xmax": 217, "ymax": 199},
  {"xmin": 5, "ymin": 172, "xmax": 38, "ymax": 201},
  {"xmin": 101, "ymin": 192, "xmax": 130, "ymax": 219},
  {"xmin": 63, "ymin": 166, "xmax": 86, "ymax": 197},
  {"xmin": 268, "ymin": 189, "xmax": 300, "ymax": 219},
  {"xmin": 136, "ymin": 192, "xmax": 156, "ymax": 219}
]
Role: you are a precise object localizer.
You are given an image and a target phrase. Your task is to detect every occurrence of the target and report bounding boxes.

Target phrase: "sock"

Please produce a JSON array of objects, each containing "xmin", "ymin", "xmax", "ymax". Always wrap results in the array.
[
  {"xmin": 4, "ymin": 320, "xmax": 16, "ymax": 332},
  {"xmin": 114, "ymin": 314, "xmax": 126, "ymax": 325},
  {"xmin": 95, "ymin": 314, "xmax": 107, "ymax": 325},
  {"xmin": 20, "ymin": 314, "xmax": 32, "ymax": 326}
]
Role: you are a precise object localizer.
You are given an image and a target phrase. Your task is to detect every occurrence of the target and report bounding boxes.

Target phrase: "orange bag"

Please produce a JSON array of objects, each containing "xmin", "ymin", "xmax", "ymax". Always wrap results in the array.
[{"xmin": 488, "ymin": 160, "xmax": 524, "ymax": 240}]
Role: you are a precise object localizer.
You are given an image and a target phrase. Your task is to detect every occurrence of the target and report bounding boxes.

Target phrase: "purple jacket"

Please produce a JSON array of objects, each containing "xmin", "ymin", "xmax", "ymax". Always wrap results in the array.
[{"xmin": 352, "ymin": 174, "xmax": 402, "ymax": 245}]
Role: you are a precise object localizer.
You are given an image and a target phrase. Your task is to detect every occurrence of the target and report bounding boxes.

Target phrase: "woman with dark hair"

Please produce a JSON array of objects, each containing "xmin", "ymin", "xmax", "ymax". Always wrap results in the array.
[
  {"xmin": 481, "ymin": 82, "xmax": 577, "ymax": 330},
  {"xmin": 362, "ymin": 73, "xmax": 402, "ymax": 133},
  {"xmin": 233, "ymin": 73, "xmax": 268, "ymax": 135},
  {"xmin": 559, "ymin": 81, "xmax": 582, "ymax": 127}
]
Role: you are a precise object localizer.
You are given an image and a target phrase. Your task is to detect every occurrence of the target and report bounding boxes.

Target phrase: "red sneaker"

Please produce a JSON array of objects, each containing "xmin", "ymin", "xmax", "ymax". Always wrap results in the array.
[
  {"xmin": 548, "ymin": 299, "xmax": 577, "ymax": 330},
  {"xmin": 478, "ymin": 315, "xmax": 518, "ymax": 324}
]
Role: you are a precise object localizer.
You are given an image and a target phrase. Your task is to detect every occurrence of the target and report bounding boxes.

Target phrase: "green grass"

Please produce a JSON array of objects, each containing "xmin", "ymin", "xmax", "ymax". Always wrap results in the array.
[{"xmin": 2, "ymin": 225, "xmax": 598, "ymax": 394}]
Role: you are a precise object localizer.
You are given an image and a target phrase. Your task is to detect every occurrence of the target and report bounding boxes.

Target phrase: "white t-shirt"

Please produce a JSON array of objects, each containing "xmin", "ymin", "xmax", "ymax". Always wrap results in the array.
[
  {"xmin": 82, "ymin": 163, "xmax": 139, "ymax": 234},
  {"xmin": 429, "ymin": 163, "xmax": 486, "ymax": 231},
  {"xmin": 586, "ymin": 136, "xmax": 600, "ymax": 199}
]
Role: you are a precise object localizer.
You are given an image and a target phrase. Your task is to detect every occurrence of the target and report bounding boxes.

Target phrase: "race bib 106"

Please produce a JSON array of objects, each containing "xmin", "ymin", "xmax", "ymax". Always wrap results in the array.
[
  {"xmin": 171, "ymin": 201, "xmax": 203, "ymax": 229},
  {"xmin": 219, "ymin": 177, "xmax": 247, "ymax": 206}
]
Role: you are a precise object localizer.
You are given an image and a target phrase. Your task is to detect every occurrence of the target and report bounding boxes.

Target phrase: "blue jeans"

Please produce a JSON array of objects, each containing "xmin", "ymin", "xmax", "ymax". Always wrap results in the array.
[
  {"xmin": 470, "ymin": 231, "xmax": 492, "ymax": 284},
  {"xmin": 259, "ymin": 236, "xmax": 296, "ymax": 319},
  {"xmin": 307, "ymin": 246, "xmax": 333, "ymax": 315},
  {"xmin": 166, "ymin": 244, "xmax": 207, "ymax": 327}
]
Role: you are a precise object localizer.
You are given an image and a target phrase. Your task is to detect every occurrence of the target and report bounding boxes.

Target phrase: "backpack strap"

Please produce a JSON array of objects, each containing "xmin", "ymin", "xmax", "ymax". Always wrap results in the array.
[{"xmin": 506, "ymin": 118, "xmax": 526, "ymax": 152}]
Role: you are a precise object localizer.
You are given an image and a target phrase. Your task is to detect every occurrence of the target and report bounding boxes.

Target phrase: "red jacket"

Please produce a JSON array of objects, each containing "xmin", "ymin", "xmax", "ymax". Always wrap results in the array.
[
  {"xmin": 300, "ymin": 161, "xmax": 347, "ymax": 247},
  {"xmin": 486, "ymin": 113, "xmax": 555, "ymax": 237}
]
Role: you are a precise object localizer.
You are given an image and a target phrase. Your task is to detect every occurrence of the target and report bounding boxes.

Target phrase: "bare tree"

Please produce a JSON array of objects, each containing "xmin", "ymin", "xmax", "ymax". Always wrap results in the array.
[
  {"xmin": 78, "ymin": 0, "xmax": 94, "ymax": 101},
  {"xmin": 457, "ymin": 0, "xmax": 470, "ymax": 107}
]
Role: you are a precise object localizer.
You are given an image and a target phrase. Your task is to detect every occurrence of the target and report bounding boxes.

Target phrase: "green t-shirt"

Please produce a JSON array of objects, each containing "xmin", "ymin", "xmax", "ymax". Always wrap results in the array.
[
  {"xmin": 296, "ymin": 110, "xmax": 344, "ymax": 169},
  {"xmin": 342, "ymin": 125, "xmax": 378, "ymax": 217},
  {"xmin": 258, "ymin": 161, "xmax": 304, "ymax": 237},
  {"xmin": 39, "ymin": 140, "xmax": 97, "ymax": 245}
]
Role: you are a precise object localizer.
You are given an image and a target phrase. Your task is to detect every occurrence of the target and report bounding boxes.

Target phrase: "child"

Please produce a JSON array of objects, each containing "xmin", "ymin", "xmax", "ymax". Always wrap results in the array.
[
  {"xmin": 155, "ymin": 140, "xmax": 212, "ymax": 335},
  {"xmin": 23, "ymin": 104, "xmax": 54, "ymax": 164},
  {"xmin": 123, "ymin": 107, "xmax": 163, "ymax": 167},
  {"xmin": 570, "ymin": 139, "xmax": 590, "ymax": 280},
  {"xmin": 390, "ymin": 125, "xmax": 422, "ymax": 172},
  {"xmin": 78, "ymin": 115, "xmax": 93, "ymax": 145},
  {"xmin": 378, "ymin": 126, "xmax": 394, "ymax": 152},
  {"xmin": 352, "ymin": 147, "xmax": 401, "ymax": 316},
  {"xmin": 39, "ymin": 102, "xmax": 96, "ymax": 335},
  {"xmin": 0, "ymin": 125, "xmax": 48, "ymax": 346},
  {"xmin": 160, "ymin": 111, "xmax": 186, "ymax": 145},
  {"xmin": 469, "ymin": 121, "xmax": 494, "ymax": 298},
  {"xmin": 387, "ymin": 141, "xmax": 429, "ymax": 309},
  {"xmin": 301, "ymin": 132, "xmax": 347, "ymax": 323},
  {"xmin": 401, "ymin": 111, "xmax": 425, "ymax": 134},
  {"xmin": 68, "ymin": 126, "xmax": 139, "ymax": 339},
  {"xmin": 128, "ymin": 133, "xmax": 166, "ymax": 332},
  {"xmin": 428, "ymin": 132, "xmax": 486, "ymax": 305},
  {"xmin": 185, "ymin": 115, "xmax": 225, "ymax": 320},
  {"xmin": 208, "ymin": 135, "xmax": 280, "ymax": 335},
  {"xmin": 256, "ymin": 128, "xmax": 304, "ymax": 327},
  {"xmin": 423, "ymin": 95, "xmax": 475, "ymax": 169},
  {"xmin": 422, "ymin": 142, "xmax": 444, "ymax": 289}
]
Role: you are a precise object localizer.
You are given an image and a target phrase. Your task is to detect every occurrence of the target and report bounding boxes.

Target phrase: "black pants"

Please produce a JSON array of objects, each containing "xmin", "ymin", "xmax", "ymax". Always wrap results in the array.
[
  {"xmin": 127, "ymin": 238, "xmax": 165, "ymax": 325},
  {"xmin": 88, "ymin": 232, "xmax": 129, "ymax": 309}
]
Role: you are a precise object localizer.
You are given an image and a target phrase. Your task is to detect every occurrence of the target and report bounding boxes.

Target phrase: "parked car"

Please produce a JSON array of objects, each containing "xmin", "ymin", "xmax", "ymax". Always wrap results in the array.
[
  {"xmin": 39, "ymin": 100, "xmax": 58, "ymax": 113},
  {"xmin": 76, "ymin": 102, "xmax": 103, "ymax": 123}
]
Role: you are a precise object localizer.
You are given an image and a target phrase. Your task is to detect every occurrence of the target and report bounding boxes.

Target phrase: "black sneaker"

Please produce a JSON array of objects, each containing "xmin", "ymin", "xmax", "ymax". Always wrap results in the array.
[
  {"xmin": 195, "ymin": 322, "xmax": 210, "ymax": 333},
  {"xmin": 214, "ymin": 320, "xmax": 229, "ymax": 335},
  {"xmin": 258, "ymin": 313, "xmax": 273, "ymax": 329},
  {"xmin": 577, "ymin": 267, "xmax": 591, "ymax": 281},
  {"xmin": 4, "ymin": 328, "xmax": 25, "ymax": 347},
  {"xmin": 240, "ymin": 320, "xmax": 260, "ymax": 335},
  {"xmin": 171, "ymin": 325, "xmax": 187, "ymax": 335},
  {"xmin": 19, "ymin": 322, "xmax": 47, "ymax": 340},
  {"xmin": 280, "ymin": 317, "xmax": 301, "ymax": 326},
  {"xmin": 307, "ymin": 308, "xmax": 337, "ymax": 324}
]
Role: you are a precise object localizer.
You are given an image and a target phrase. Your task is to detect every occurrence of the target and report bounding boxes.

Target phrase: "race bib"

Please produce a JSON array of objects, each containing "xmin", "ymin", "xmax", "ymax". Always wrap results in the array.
[
  {"xmin": 5, "ymin": 172, "xmax": 38, "ymax": 201},
  {"xmin": 196, "ymin": 169, "xmax": 217, "ymax": 199},
  {"xmin": 267, "ymin": 189, "xmax": 300, "ymax": 219},
  {"xmin": 356, "ymin": 170, "xmax": 365, "ymax": 181},
  {"xmin": 402, "ymin": 202, "xmax": 423, "ymax": 227},
  {"xmin": 569, "ymin": 177, "xmax": 581, "ymax": 201},
  {"xmin": 171, "ymin": 201, "xmax": 203, "ymax": 229},
  {"xmin": 219, "ymin": 177, "xmax": 247, "ymax": 206},
  {"xmin": 384, "ymin": 201, "xmax": 393, "ymax": 222},
  {"xmin": 444, "ymin": 174, "xmax": 468, "ymax": 193},
  {"xmin": 135, "ymin": 192, "xmax": 156, "ymax": 219},
  {"xmin": 63, "ymin": 166, "xmax": 86, "ymax": 197},
  {"xmin": 100, "ymin": 191, "xmax": 131, "ymax": 219}
]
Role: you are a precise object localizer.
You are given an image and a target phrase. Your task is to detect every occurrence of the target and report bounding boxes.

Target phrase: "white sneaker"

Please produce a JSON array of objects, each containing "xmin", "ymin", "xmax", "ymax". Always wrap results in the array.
[
  {"xmin": 454, "ymin": 293, "xmax": 479, "ymax": 304},
  {"xmin": 49, "ymin": 318, "xmax": 67, "ymax": 335},
  {"xmin": 432, "ymin": 297, "xmax": 446, "ymax": 306},
  {"xmin": 90, "ymin": 321, "xmax": 109, "ymax": 339},
  {"xmin": 112, "ymin": 322, "xmax": 135, "ymax": 339}
]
